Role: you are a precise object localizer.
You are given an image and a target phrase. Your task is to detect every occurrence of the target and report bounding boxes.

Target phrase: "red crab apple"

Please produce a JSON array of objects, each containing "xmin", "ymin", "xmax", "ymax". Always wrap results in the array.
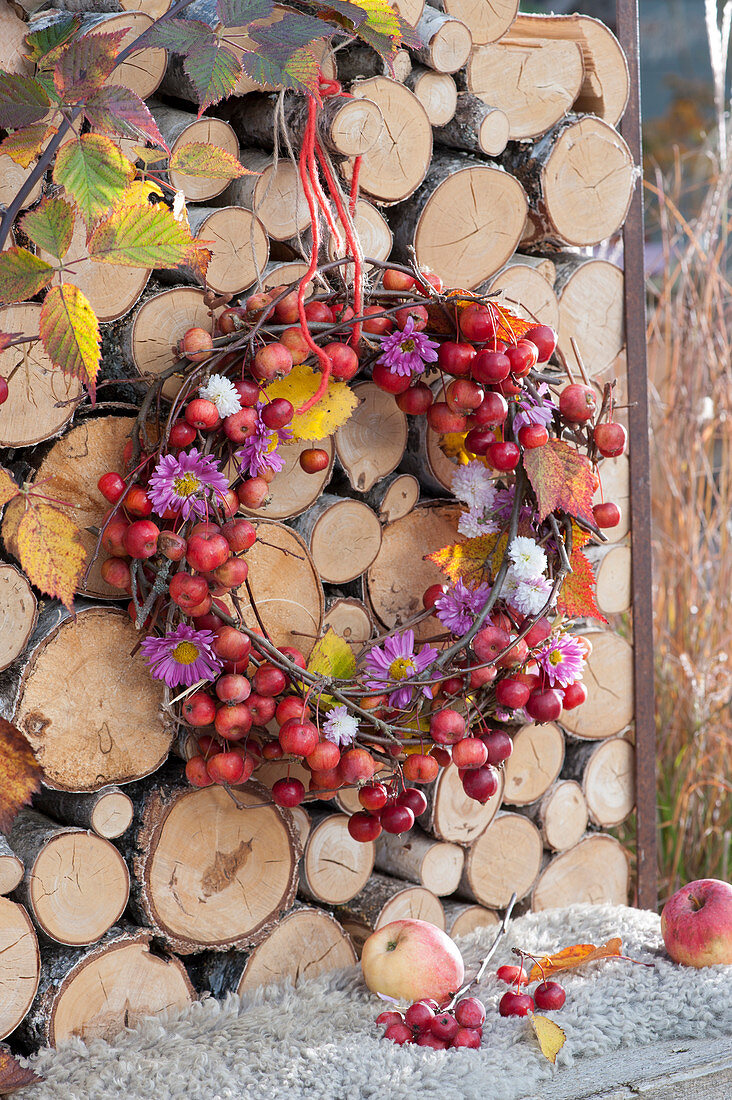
[
  {"xmin": 660, "ymin": 879, "xmax": 732, "ymax": 967},
  {"xmin": 361, "ymin": 920, "xmax": 464, "ymax": 1002}
]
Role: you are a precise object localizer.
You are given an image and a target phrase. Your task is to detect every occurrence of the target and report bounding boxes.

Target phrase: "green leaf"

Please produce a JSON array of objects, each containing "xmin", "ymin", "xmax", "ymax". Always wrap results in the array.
[
  {"xmin": 556, "ymin": 549, "xmax": 607, "ymax": 624},
  {"xmin": 0, "ymin": 73, "xmax": 51, "ymax": 130},
  {"xmin": 253, "ymin": 12, "xmax": 330, "ymax": 51},
  {"xmin": 0, "ymin": 248, "xmax": 55, "ymax": 306},
  {"xmin": 137, "ymin": 17, "xmax": 215, "ymax": 53},
  {"xmin": 307, "ymin": 627, "xmax": 356, "ymax": 681},
  {"xmin": 25, "ymin": 13, "xmax": 82, "ymax": 65},
  {"xmin": 20, "ymin": 197, "xmax": 75, "ymax": 261},
  {"xmin": 39, "ymin": 283, "xmax": 101, "ymax": 400},
  {"xmin": 352, "ymin": 0, "xmax": 406, "ymax": 55},
  {"xmin": 217, "ymin": 0, "xmax": 274, "ymax": 25},
  {"xmin": 83, "ymin": 86, "xmax": 167, "ymax": 147},
  {"xmin": 54, "ymin": 29, "xmax": 128, "ymax": 102},
  {"xmin": 168, "ymin": 141, "xmax": 250, "ymax": 179},
  {"xmin": 0, "ymin": 124, "xmax": 53, "ymax": 169},
  {"xmin": 240, "ymin": 43, "xmax": 320, "ymax": 93},
  {"xmin": 183, "ymin": 41, "xmax": 242, "ymax": 112},
  {"xmin": 53, "ymin": 134, "xmax": 135, "ymax": 224},
  {"xmin": 88, "ymin": 203, "xmax": 198, "ymax": 269},
  {"xmin": 523, "ymin": 439, "xmax": 596, "ymax": 526}
]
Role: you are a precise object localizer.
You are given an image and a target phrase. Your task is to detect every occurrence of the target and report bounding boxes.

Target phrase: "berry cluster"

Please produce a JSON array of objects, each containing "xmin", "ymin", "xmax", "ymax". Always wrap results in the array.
[
  {"xmin": 496, "ymin": 963, "xmax": 566, "ymax": 1017},
  {"xmin": 376, "ymin": 994, "xmax": 486, "ymax": 1050}
]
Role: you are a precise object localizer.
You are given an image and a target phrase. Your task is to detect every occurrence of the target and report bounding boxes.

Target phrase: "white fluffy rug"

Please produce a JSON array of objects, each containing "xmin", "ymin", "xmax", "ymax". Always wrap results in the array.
[{"xmin": 16, "ymin": 904, "xmax": 732, "ymax": 1100}]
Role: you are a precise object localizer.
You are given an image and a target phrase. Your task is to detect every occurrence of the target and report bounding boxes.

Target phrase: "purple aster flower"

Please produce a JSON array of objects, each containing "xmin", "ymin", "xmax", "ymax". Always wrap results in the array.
[
  {"xmin": 535, "ymin": 633, "xmax": 585, "ymax": 688},
  {"xmin": 435, "ymin": 579, "xmax": 491, "ymax": 636},
  {"xmin": 513, "ymin": 383, "xmax": 558, "ymax": 434},
  {"xmin": 377, "ymin": 316, "xmax": 439, "ymax": 378},
  {"xmin": 322, "ymin": 705, "xmax": 359, "ymax": 747},
  {"xmin": 140, "ymin": 623, "xmax": 223, "ymax": 688},
  {"xmin": 363, "ymin": 629, "xmax": 439, "ymax": 710},
  {"xmin": 236, "ymin": 402, "xmax": 293, "ymax": 478},
  {"xmin": 493, "ymin": 486, "xmax": 536, "ymax": 528},
  {"xmin": 147, "ymin": 448, "xmax": 229, "ymax": 520}
]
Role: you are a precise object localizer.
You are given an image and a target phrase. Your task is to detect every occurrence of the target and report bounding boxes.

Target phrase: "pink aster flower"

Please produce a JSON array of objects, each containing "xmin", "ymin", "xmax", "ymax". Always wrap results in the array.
[
  {"xmin": 363, "ymin": 629, "xmax": 439, "ymax": 710},
  {"xmin": 535, "ymin": 633, "xmax": 585, "ymax": 688},
  {"xmin": 147, "ymin": 448, "xmax": 228, "ymax": 520},
  {"xmin": 322, "ymin": 705, "xmax": 359, "ymax": 747},
  {"xmin": 377, "ymin": 317, "xmax": 439, "ymax": 377},
  {"xmin": 236, "ymin": 402, "xmax": 293, "ymax": 478},
  {"xmin": 513, "ymin": 383, "xmax": 557, "ymax": 434},
  {"xmin": 140, "ymin": 623, "xmax": 223, "ymax": 688},
  {"xmin": 435, "ymin": 579, "xmax": 491, "ymax": 636},
  {"xmin": 506, "ymin": 574, "xmax": 554, "ymax": 617}
]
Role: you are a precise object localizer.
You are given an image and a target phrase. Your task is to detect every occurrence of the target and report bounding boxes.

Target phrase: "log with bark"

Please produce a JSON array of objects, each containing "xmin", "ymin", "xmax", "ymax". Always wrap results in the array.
[
  {"xmin": 554, "ymin": 256, "xmax": 625, "ymax": 379},
  {"xmin": 225, "ymin": 92, "xmax": 384, "ymax": 158},
  {"xmin": 335, "ymin": 872, "xmax": 444, "ymax": 953},
  {"xmin": 326, "ymin": 200, "xmax": 393, "ymax": 275},
  {"xmin": 363, "ymin": 473, "xmax": 420, "ymax": 524},
  {"xmin": 335, "ymin": 44, "xmax": 413, "ymax": 84},
  {"xmin": 0, "ymin": 565, "xmax": 37, "ymax": 674},
  {"xmin": 8, "ymin": 810, "xmax": 130, "ymax": 946},
  {"xmin": 191, "ymin": 904, "xmax": 356, "ymax": 997},
  {"xmin": 374, "ymin": 827, "xmax": 464, "ymax": 895},
  {"xmin": 399, "ymin": 411, "xmax": 459, "ymax": 495},
  {"xmin": 519, "ymin": 780, "xmax": 588, "ymax": 853},
  {"xmin": 434, "ymin": 0, "xmax": 517, "ymax": 46},
  {"xmin": 298, "ymin": 812, "xmax": 375, "ymax": 905},
  {"xmin": 334, "ymin": 381, "xmax": 408, "ymax": 492},
  {"xmin": 52, "ymin": 0, "xmax": 173, "ymax": 16},
  {"xmin": 0, "ymin": 837, "xmax": 23, "ymax": 896},
  {"xmin": 531, "ymin": 834, "xmax": 631, "ymax": 911},
  {"xmin": 559, "ymin": 630, "xmax": 634, "ymax": 740},
  {"xmin": 433, "ymin": 94, "xmax": 509, "ymax": 158},
  {"xmin": 502, "ymin": 721, "xmax": 565, "ymax": 807},
  {"xmin": 322, "ymin": 597, "xmax": 373, "ymax": 653},
  {"xmin": 124, "ymin": 778, "xmax": 300, "ymax": 955},
  {"xmin": 291, "ymin": 495, "xmax": 382, "ymax": 585},
  {"xmin": 460, "ymin": 38, "xmax": 584, "ymax": 141},
  {"xmin": 411, "ymin": 6, "xmax": 472, "ymax": 75},
  {"xmin": 32, "ymin": 786, "xmax": 134, "ymax": 840},
  {"xmin": 418, "ymin": 761, "xmax": 504, "ymax": 844},
  {"xmin": 147, "ymin": 103, "xmax": 240, "ymax": 204},
  {"xmin": 0, "ymin": 896, "xmax": 39, "ymax": 1040},
  {"xmin": 389, "ymin": 153, "xmax": 527, "ymax": 290},
  {"xmin": 405, "ymin": 66, "xmax": 457, "ymax": 126},
  {"xmin": 563, "ymin": 736, "xmax": 635, "ymax": 828},
  {"xmin": 458, "ymin": 812, "xmax": 543, "ymax": 909},
  {"xmin": 176, "ymin": 206, "xmax": 269, "ymax": 297},
  {"xmin": 483, "ymin": 255, "xmax": 560, "ymax": 333},
  {"xmin": 593, "ymin": 453, "xmax": 631, "ymax": 543},
  {"xmin": 17, "ymin": 925, "xmax": 194, "ymax": 1050},
  {"xmin": 236, "ymin": 438, "xmax": 334, "ymax": 521},
  {"xmin": 502, "ymin": 115, "xmax": 636, "ymax": 249},
  {"xmin": 215, "ymin": 150, "xmax": 311, "ymax": 242},
  {"xmin": 442, "ymin": 900, "xmax": 500, "ymax": 938}
]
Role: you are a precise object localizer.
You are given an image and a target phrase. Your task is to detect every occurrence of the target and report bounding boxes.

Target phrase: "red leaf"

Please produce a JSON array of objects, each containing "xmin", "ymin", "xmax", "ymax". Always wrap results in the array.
[
  {"xmin": 556, "ymin": 549, "xmax": 607, "ymax": 623},
  {"xmin": 523, "ymin": 439, "xmax": 596, "ymax": 526},
  {"xmin": 53, "ymin": 29, "xmax": 128, "ymax": 102},
  {"xmin": 83, "ymin": 85, "xmax": 167, "ymax": 148},
  {"xmin": 0, "ymin": 1043, "xmax": 42, "ymax": 1093}
]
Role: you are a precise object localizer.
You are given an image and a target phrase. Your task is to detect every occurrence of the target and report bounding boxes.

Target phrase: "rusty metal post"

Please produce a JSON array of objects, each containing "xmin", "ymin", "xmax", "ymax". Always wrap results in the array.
[{"xmin": 615, "ymin": 0, "xmax": 658, "ymax": 910}]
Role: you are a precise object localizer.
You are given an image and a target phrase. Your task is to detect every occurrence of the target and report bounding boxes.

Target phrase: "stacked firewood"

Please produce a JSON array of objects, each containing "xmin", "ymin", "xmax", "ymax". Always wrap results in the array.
[{"xmin": 0, "ymin": 0, "xmax": 636, "ymax": 1052}]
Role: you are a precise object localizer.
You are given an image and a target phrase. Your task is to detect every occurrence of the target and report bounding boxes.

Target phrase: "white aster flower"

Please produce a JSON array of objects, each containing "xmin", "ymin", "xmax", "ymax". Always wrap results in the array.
[
  {"xmin": 452, "ymin": 461, "xmax": 497, "ymax": 510},
  {"xmin": 199, "ymin": 374, "xmax": 241, "ymax": 417},
  {"xmin": 508, "ymin": 536, "xmax": 547, "ymax": 581},
  {"xmin": 458, "ymin": 505, "xmax": 500, "ymax": 539},
  {"xmin": 508, "ymin": 575, "xmax": 553, "ymax": 617},
  {"xmin": 322, "ymin": 705, "xmax": 359, "ymax": 748}
]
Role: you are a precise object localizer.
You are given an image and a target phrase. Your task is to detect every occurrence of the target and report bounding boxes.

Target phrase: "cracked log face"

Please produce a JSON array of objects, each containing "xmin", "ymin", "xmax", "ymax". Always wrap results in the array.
[
  {"xmin": 0, "ymin": 898, "xmax": 40, "ymax": 1040},
  {"xmin": 236, "ymin": 907, "xmax": 356, "ymax": 994},
  {"xmin": 134, "ymin": 782, "xmax": 299, "ymax": 954},
  {"xmin": 299, "ymin": 813, "xmax": 375, "ymax": 905}
]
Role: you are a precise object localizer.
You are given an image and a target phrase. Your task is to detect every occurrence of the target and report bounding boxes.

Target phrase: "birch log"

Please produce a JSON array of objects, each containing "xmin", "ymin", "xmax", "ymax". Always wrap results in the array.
[
  {"xmin": 335, "ymin": 872, "xmax": 444, "ymax": 953},
  {"xmin": 433, "ymin": 94, "xmax": 510, "ymax": 157},
  {"xmin": 458, "ymin": 812, "xmax": 543, "ymax": 908},
  {"xmin": 226, "ymin": 92, "xmax": 384, "ymax": 157},
  {"xmin": 374, "ymin": 827, "xmax": 464, "ymax": 895},
  {"xmin": 502, "ymin": 722, "xmax": 565, "ymax": 806},
  {"xmin": 434, "ymin": 0, "xmax": 517, "ymax": 45},
  {"xmin": 32, "ymin": 786, "xmax": 134, "ymax": 840},
  {"xmin": 418, "ymin": 763, "xmax": 503, "ymax": 844},
  {"xmin": 412, "ymin": 6, "xmax": 472, "ymax": 75},
  {"xmin": 443, "ymin": 901, "xmax": 500, "ymax": 938},
  {"xmin": 405, "ymin": 67, "xmax": 458, "ymax": 126},
  {"xmin": 0, "ymin": 566, "xmax": 37, "ymax": 674},
  {"xmin": 563, "ymin": 737, "xmax": 636, "ymax": 827},
  {"xmin": 334, "ymin": 381, "xmax": 408, "ymax": 492},
  {"xmin": 298, "ymin": 813, "xmax": 375, "ymax": 905},
  {"xmin": 531, "ymin": 834, "xmax": 631, "ymax": 911},
  {"xmin": 291, "ymin": 496, "xmax": 382, "ymax": 585},
  {"xmin": 0, "ymin": 897, "xmax": 39, "ymax": 1040}
]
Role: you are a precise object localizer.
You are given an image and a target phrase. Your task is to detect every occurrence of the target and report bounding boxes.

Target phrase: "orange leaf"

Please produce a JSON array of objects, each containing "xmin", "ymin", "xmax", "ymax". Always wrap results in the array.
[
  {"xmin": 0, "ymin": 718, "xmax": 42, "ymax": 833},
  {"xmin": 0, "ymin": 467, "xmax": 20, "ymax": 508},
  {"xmin": 426, "ymin": 533, "xmax": 493, "ymax": 586},
  {"xmin": 523, "ymin": 439, "xmax": 596, "ymax": 526},
  {"xmin": 16, "ymin": 501, "xmax": 87, "ymax": 610},
  {"xmin": 528, "ymin": 938, "xmax": 622, "ymax": 982},
  {"xmin": 0, "ymin": 1042, "xmax": 42, "ymax": 1093},
  {"xmin": 425, "ymin": 296, "xmax": 535, "ymax": 340},
  {"xmin": 556, "ymin": 549, "xmax": 607, "ymax": 624}
]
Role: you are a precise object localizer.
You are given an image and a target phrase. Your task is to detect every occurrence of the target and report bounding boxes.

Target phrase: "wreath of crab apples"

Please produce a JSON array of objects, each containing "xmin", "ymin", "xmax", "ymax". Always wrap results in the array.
[{"xmin": 91, "ymin": 255, "xmax": 625, "ymax": 843}]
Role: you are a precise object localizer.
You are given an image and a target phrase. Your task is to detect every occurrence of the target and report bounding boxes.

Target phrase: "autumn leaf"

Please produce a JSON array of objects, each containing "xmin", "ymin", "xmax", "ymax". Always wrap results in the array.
[
  {"xmin": 53, "ymin": 133, "xmax": 136, "ymax": 224},
  {"xmin": 307, "ymin": 627, "xmax": 356, "ymax": 681},
  {"xmin": 53, "ymin": 29, "xmax": 128, "ymax": 102},
  {"xmin": 0, "ymin": 73, "xmax": 51, "ymax": 130},
  {"xmin": 529, "ymin": 1013, "xmax": 566, "ymax": 1064},
  {"xmin": 241, "ymin": 43, "xmax": 321, "ymax": 94},
  {"xmin": 569, "ymin": 518, "xmax": 593, "ymax": 552},
  {"xmin": 169, "ymin": 142, "xmax": 253, "ymax": 179},
  {"xmin": 0, "ymin": 468, "xmax": 20, "ymax": 508},
  {"xmin": 25, "ymin": 12, "xmax": 82, "ymax": 65},
  {"xmin": 0, "ymin": 1043, "xmax": 43, "ymax": 1094},
  {"xmin": 0, "ymin": 123, "xmax": 54, "ymax": 169},
  {"xmin": 183, "ymin": 41, "xmax": 242, "ymax": 113},
  {"xmin": 16, "ymin": 501, "xmax": 87, "ymax": 610},
  {"xmin": 115, "ymin": 180, "xmax": 165, "ymax": 208},
  {"xmin": 265, "ymin": 364, "xmax": 358, "ymax": 440},
  {"xmin": 425, "ymin": 296, "xmax": 535, "ymax": 340},
  {"xmin": 426, "ymin": 534, "xmax": 492, "ymax": 586},
  {"xmin": 83, "ymin": 85, "xmax": 167, "ymax": 148},
  {"xmin": 0, "ymin": 717, "xmax": 43, "ymax": 833},
  {"xmin": 556, "ymin": 549, "xmax": 607, "ymax": 624},
  {"xmin": 88, "ymin": 203, "xmax": 198, "ymax": 269},
  {"xmin": 40, "ymin": 284, "xmax": 101, "ymax": 400},
  {"xmin": 0, "ymin": 332, "xmax": 23, "ymax": 354},
  {"xmin": 217, "ymin": 0, "xmax": 274, "ymax": 24},
  {"xmin": 0, "ymin": 247, "xmax": 55, "ymax": 307},
  {"xmin": 523, "ymin": 439, "xmax": 596, "ymax": 526},
  {"xmin": 528, "ymin": 938, "xmax": 623, "ymax": 983},
  {"xmin": 20, "ymin": 196, "xmax": 74, "ymax": 261}
]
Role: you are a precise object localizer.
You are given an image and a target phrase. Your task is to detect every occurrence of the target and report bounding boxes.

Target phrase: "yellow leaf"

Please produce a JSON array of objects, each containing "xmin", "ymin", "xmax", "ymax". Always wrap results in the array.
[
  {"xmin": 0, "ymin": 717, "xmax": 42, "ymax": 833},
  {"xmin": 117, "ymin": 179, "xmax": 164, "ymax": 208},
  {"xmin": 265, "ymin": 364, "xmax": 358, "ymax": 440},
  {"xmin": 425, "ymin": 533, "xmax": 493, "ymax": 586},
  {"xmin": 529, "ymin": 1013, "xmax": 566, "ymax": 1064},
  {"xmin": 307, "ymin": 627, "xmax": 356, "ymax": 681},
  {"xmin": 0, "ymin": 467, "xmax": 20, "ymax": 508},
  {"xmin": 439, "ymin": 432, "xmax": 493, "ymax": 466},
  {"xmin": 528, "ymin": 938, "xmax": 623, "ymax": 982},
  {"xmin": 39, "ymin": 283, "xmax": 101, "ymax": 400},
  {"xmin": 16, "ymin": 501, "xmax": 87, "ymax": 610}
]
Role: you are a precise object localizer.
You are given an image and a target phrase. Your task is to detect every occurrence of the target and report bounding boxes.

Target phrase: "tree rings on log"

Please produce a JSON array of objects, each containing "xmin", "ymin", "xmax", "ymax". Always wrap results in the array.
[
  {"xmin": 235, "ymin": 437, "xmax": 334, "ymax": 521},
  {"xmin": 433, "ymin": 95, "xmax": 510, "ymax": 157},
  {"xmin": 0, "ymin": 0, "xmax": 31, "ymax": 76},
  {"xmin": 560, "ymin": 631, "xmax": 634, "ymax": 739},
  {"xmin": 459, "ymin": 812, "xmax": 543, "ymax": 908},
  {"xmin": 593, "ymin": 453, "xmax": 630, "ymax": 543},
  {"xmin": 366, "ymin": 500, "xmax": 462, "ymax": 640},
  {"xmin": 555, "ymin": 257, "xmax": 625, "ymax": 379},
  {"xmin": 218, "ymin": 151, "xmax": 311, "ymax": 241},
  {"xmin": 124, "ymin": 285, "xmax": 217, "ymax": 401},
  {"xmin": 20, "ymin": 927, "xmax": 194, "ymax": 1049},
  {"xmin": 0, "ymin": 837, "xmax": 23, "ymax": 896},
  {"xmin": 463, "ymin": 38, "xmax": 583, "ymax": 141},
  {"xmin": 405, "ymin": 67, "xmax": 457, "ymax": 126},
  {"xmin": 435, "ymin": 0, "xmax": 517, "ymax": 45},
  {"xmin": 365, "ymin": 473, "xmax": 420, "ymax": 523},
  {"xmin": 292, "ymin": 496, "xmax": 382, "ymax": 585},
  {"xmin": 374, "ymin": 827, "xmax": 464, "ymax": 895},
  {"xmin": 400, "ymin": 413, "xmax": 459, "ymax": 495},
  {"xmin": 0, "ymin": 305, "xmax": 82, "ymax": 447},
  {"xmin": 0, "ymin": 155, "xmax": 42, "ymax": 212},
  {"xmin": 390, "ymin": 155, "xmax": 528, "ymax": 290},
  {"xmin": 235, "ymin": 520, "xmax": 324, "ymax": 658},
  {"xmin": 14, "ymin": 608, "xmax": 171, "ymax": 792},
  {"xmin": 185, "ymin": 206, "xmax": 269, "ymax": 296},
  {"xmin": 327, "ymin": 200, "xmax": 393, "ymax": 275},
  {"xmin": 530, "ymin": 780, "xmax": 588, "ymax": 853},
  {"xmin": 132, "ymin": 781, "xmax": 299, "ymax": 954},
  {"xmin": 323, "ymin": 597, "xmax": 373, "ymax": 653},
  {"xmin": 343, "ymin": 78, "xmax": 432, "ymax": 205},
  {"xmin": 32, "ymin": 786, "xmax": 135, "ymax": 840},
  {"xmin": 390, "ymin": 0, "xmax": 425, "ymax": 27},
  {"xmin": 591, "ymin": 545, "xmax": 632, "ymax": 615},
  {"xmin": 565, "ymin": 737, "xmax": 635, "ymax": 828},
  {"xmin": 0, "ymin": 565, "xmax": 37, "ymax": 673},
  {"xmin": 419, "ymin": 761, "xmax": 504, "ymax": 844},
  {"xmin": 502, "ymin": 721, "xmax": 565, "ymax": 806},
  {"xmin": 149, "ymin": 104, "xmax": 239, "ymax": 203},
  {"xmin": 335, "ymin": 382, "xmax": 407, "ymax": 492},
  {"xmin": 0, "ymin": 898, "xmax": 39, "ymax": 1040},
  {"xmin": 412, "ymin": 7, "xmax": 472, "ymax": 74},
  {"xmin": 335, "ymin": 872, "xmax": 444, "ymax": 953},
  {"xmin": 531, "ymin": 834, "xmax": 631, "ymax": 911},
  {"xmin": 443, "ymin": 901, "xmax": 500, "ymax": 939},
  {"xmin": 299, "ymin": 813, "xmax": 375, "ymax": 905},
  {"xmin": 227, "ymin": 92, "xmax": 384, "ymax": 158}
]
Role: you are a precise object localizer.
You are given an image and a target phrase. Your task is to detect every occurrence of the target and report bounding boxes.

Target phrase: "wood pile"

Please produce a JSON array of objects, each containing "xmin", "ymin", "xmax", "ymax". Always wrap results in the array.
[{"xmin": 0, "ymin": 0, "xmax": 638, "ymax": 1052}]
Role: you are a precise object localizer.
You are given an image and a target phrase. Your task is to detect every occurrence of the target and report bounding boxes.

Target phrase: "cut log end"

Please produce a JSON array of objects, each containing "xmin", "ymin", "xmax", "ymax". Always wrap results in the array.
[
  {"xmin": 322, "ymin": 598, "xmax": 373, "ymax": 653},
  {"xmin": 531, "ymin": 834, "xmax": 631, "ymax": 911},
  {"xmin": 335, "ymin": 382, "xmax": 408, "ymax": 492},
  {"xmin": 163, "ymin": 113, "xmax": 239, "ymax": 203},
  {"xmin": 0, "ymin": 898, "xmax": 39, "ymax": 1040},
  {"xmin": 293, "ymin": 497, "xmax": 382, "ymax": 585},
  {"xmin": 375, "ymin": 828, "xmax": 464, "ymax": 895},
  {"xmin": 459, "ymin": 812, "xmax": 543, "ymax": 908},
  {"xmin": 406, "ymin": 68, "xmax": 458, "ymax": 126},
  {"xmin": 345, "ymin": 78, "xmax": 432, "ymax": 205},
  {"xmin": 236, "ymin": 906, "xmax": 356, "ymax": 993},
  {"xmin": 235, "ymin": 437, "xmax": 334, "ymax": 522},
  {"xmin": 537, "ymin": 780, "xmax": 588, "ymax": 852},
  {"xmin": 420, "ymin": 761, "xmax": 504, "ymax": 844},
  {"xmin": 559, "ymin": 631, "xmax": 634, "ymax": 739},
  {"xmin": 0, "ymin": 565, "xmax": 37, "ymax": 673},
  {"xmin": 502, "ymin": 721, "xmax": 564, "ymax": 806},
  {"xmin": 188, "ymin": 207, "xmax": 269, "ymax": 296},
  {"xmin": 443, "ymin": 901, "xmax": 501, "ymax": 939},
  {"xmin": 441, "ymin": 0, "xmax": 518, "ymax": 45},
  {"xmin": 300, "ymin": 813, "xmax": 375, "ymax": 905}
]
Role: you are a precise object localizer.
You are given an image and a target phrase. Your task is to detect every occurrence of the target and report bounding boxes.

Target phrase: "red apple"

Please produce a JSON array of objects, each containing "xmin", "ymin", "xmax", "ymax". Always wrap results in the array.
[
  {"xmin": 660, "ymin": 878, "xmax": 732, "ymax": 966},
  {"xmin": 360, "ymin": 919, "xmax": 464, "ymax": 1002}
]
